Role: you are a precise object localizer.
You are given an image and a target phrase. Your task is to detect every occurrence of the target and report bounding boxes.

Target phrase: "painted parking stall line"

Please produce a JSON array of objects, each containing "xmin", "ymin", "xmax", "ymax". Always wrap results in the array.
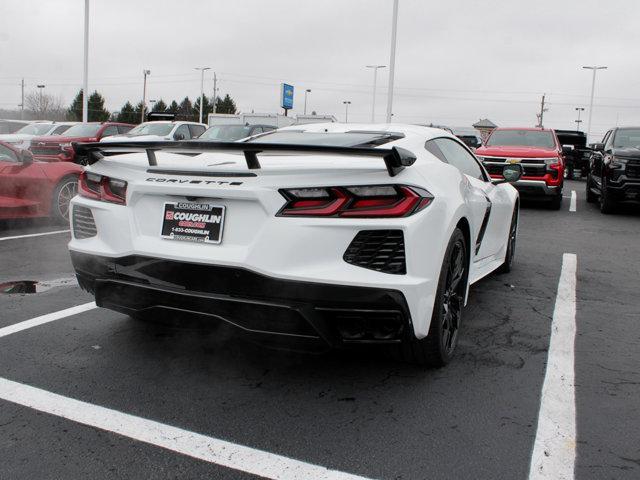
[
  {"xmin": 569, "ymin": 191, "xmax": 576, "ymax": 212},
  {"xmin": 0, "ymin": 229, "xmax": 70, "ymax": 242},
  {"xmin": 0, "ymin": 376, "xmax": 373, "ymax": 480},
  {"xmin": 0, "ymin": 302, "xmax": 96, "ymax": 339},
  {"xmin": 528, "ymin": 253, "xmax": 577, "ymax": 480}
]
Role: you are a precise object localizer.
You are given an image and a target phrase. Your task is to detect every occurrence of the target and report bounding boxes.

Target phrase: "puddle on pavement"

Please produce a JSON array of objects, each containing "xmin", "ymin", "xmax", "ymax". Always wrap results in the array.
[{"xmin": 0, "ymin": 277, "xmax": 77, "ymax": 294}]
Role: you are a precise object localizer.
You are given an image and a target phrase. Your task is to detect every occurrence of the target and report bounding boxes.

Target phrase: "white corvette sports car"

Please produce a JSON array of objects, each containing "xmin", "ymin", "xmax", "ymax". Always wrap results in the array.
[{"xmin": 69, "ymin": 124, "xmax": 521, "ymax": 366}]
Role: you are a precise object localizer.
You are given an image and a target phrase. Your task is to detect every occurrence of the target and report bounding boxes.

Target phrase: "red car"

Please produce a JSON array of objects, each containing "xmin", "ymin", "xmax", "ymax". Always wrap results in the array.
[
  {"xmin": 0, "ymin": 142, "xmax": 82, "ymax": 222},
  {"xmin": 29, "ymin": 122, "xmax": 133, "ymax": 163},
  {"xmin": 475, "ymin": 128, "xmax": 567, "ymax": 209}
]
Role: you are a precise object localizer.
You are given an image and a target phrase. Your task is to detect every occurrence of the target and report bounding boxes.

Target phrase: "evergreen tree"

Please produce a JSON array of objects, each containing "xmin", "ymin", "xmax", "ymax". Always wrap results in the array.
[
  {"xmin": 215, "ymin": 94, "xmax": 237, "ymax": 114},
  {"xmin": 167, "ymin": 100, "xmax": 179, "ymax": 114},
  {"xmin": 177, "ymin": 97, "xmax": 194, "ymax": 121},
  {"xmin": 116, "ymin": 101, "xmax": 137, "ymax": 124},
  {"xmin": 67, "ymin": 89, "xmax": 84, "ymax": 121},
  {"xmin": 152, "ymin": 99, "xmax": 167, "ymax": 112},
  {"xmin": 66, "ymin": 89, "xmax": 110, "ymax": 121},
  {"xmin": 193, "ymin": 94, "xmax": 213, "ymax": 123},
  {"xmin": 133, "ymin": 101, "xmax": 145, "ymax": 122}
]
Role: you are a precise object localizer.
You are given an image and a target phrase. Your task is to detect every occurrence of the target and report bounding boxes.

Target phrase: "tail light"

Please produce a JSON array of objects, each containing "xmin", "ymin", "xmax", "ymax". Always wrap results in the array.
[
  {"xmin": 79, "ymin": 171, "xmax": 127, "ymax": 205},
  {"xmin": 277, "ymin": 185, "xmax": 432, "ymax": 218}
]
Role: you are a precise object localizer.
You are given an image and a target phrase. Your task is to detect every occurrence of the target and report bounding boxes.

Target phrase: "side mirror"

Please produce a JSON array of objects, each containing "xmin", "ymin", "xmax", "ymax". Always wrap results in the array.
[
  {"xmin": 174, "ymin": 133, "xmax": 185, "ymax": 141},
  {"xmin": 590, "ymin": 142, "xmax": 604, "ymax": 152},
  {"xmin": 562, "ymin": 145, "xmax": 573, "ymax": 154},
  {"xmin": 493, "ymin": 164, "xmax": 523, "ymax": 184},
  {"xmin": 20, "ymin": 149, "xmax": 34, "ymax": 165}
]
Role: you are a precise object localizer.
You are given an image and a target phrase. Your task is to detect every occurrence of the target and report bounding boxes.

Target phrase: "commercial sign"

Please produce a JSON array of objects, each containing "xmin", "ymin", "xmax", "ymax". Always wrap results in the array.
[{"xmin": 280, "ymin": 83, "xmax": 294, "ymax": 110}]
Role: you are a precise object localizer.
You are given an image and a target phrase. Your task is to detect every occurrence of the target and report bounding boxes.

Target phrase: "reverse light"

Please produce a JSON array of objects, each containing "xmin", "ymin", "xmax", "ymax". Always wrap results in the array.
[
  {"xmin": 277, "ymin": 185, "xmax": 433, "ymax": 218},
  {"xmin": 79, "ymin": 171, "xmax": 127, "ymax": 205}
]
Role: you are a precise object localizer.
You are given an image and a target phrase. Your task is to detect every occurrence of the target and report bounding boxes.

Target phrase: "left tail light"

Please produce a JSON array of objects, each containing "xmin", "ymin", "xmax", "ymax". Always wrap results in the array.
[
  {"xmin": 79, "ymin": 171, "xmax": 127, "ymax": 205},
  {"xmin": 277, "ymin": 185, "xmax": 433, "ymax": 218}
]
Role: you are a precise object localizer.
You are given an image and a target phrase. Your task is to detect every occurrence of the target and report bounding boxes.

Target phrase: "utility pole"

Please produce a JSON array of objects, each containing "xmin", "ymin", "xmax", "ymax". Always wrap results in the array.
[
  {"xmin": 536, "ymin": 93, "xmax": 548, "ymax": 128},
  {"xmin": 212, "ymin": 72, "xmax": 218, "ymax": 114},
  {"xmin": 141, "ymin": 69, "xmax": 150, "ymax": 123},
  {"xmin": 343, "ymin": 101, "xmax": 351, "ymax": 123},
  {"xmin": 195, "ymin": 67, "xmax": 211, "ymax": 124},
  {"xmin": 582, "ymin": 66, "xmax": 607, "ymax": 141},
  {"xmin": 37, "ymin": 85, "xmax": 45, "ymax": 116},
  {"xmin": 20, "ymin": 79, "xmax": 24, "ymax": 119},
  {"xmin": 83, "ymin": 0, "xmax": 89, "ymax": 122},
  {"xmin": 366, "ymin": 65, "xmax": 386, "ymax": 123},
  {"xmin": 304, "ymin": 89, "xmax": 311, "ymax": 115},
  {"xmin": 575, "ymin": 107, "xmax": 585, "ymax": 132},
  {"xmin": 385, "ymin": 0, "xmax": 399, "ymax": 123}
]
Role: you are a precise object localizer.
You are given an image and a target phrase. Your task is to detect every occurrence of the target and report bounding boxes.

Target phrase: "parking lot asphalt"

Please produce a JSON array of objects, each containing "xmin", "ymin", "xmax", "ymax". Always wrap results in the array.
[{"xmin": 0, "ymin": 179, "xmax": 638, "ymax": 480}]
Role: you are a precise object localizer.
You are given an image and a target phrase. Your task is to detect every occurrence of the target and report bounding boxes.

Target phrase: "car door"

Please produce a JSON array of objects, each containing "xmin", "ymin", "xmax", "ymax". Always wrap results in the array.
[
  {"xmin": 173, "ymin": 124, "xmax": 191, "ymax": 140},
  {"xmin": 188, "ymin": 124, "xmax": 206, "ymax": 139},
  {"xmin": 0, "ymin": 145, "xmax": 50, "ymax": 214},
  {"xmin": 432, "ymin": 137, "xmax": 511, "ymax": 260}
]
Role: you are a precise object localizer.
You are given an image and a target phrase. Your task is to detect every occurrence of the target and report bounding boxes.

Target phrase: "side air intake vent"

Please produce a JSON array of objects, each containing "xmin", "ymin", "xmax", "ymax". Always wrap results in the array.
[
  {"xmin": 343, "ymin": 230, "xmax": 406, "ymax": 275},
  {"xmin": 72, "ymin": 205, "xmax": 97, "ymax": 239}
]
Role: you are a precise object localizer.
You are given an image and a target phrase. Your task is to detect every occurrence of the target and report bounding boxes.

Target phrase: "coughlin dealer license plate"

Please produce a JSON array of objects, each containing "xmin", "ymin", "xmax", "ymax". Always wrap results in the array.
[{"xmin": 161, "ymin": 202, "xmax": 225, "ymax": 244}]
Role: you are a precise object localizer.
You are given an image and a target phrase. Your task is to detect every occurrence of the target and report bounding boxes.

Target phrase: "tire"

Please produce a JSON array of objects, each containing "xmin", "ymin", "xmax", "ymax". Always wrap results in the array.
[
  {"xmin": 549, "ymin": 194, "xmax": 562, "ymax": 210},
  {"xmin": 394, "ymin": 228, "xmax": 467, "ymax": 367},
  {"xmin": 51, "ymin": 175, "xmax": 78, "ymax": 224},
  {"xmin": 497, "ymin": 205, "xmax": 518, "ymax": 274},
  {"xmin": 585, "ymin": 175, "xmax": 597, "ymax": 203},
  {"xmin": 599, "ymin": 179, "xmax": 616, "ymax": 214}
]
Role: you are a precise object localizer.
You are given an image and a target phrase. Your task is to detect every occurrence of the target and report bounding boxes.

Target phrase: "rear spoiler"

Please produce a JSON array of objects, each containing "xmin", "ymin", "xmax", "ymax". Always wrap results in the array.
[{"xmin": 72, "ymin": 141, "xmax": 417, "ymax": 177}]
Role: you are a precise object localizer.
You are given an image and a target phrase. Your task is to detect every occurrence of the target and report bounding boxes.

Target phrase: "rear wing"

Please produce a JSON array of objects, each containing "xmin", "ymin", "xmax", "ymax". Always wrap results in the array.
[{"xmin": 72, "ymin": 141, "xmax": 417, "ymax": 177}]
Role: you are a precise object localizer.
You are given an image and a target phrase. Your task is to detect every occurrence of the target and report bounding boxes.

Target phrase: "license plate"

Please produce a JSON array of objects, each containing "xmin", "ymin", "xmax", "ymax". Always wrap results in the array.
[{"xmin": 161, "ymin": 202, "xmax": 225, "ymax": 244}]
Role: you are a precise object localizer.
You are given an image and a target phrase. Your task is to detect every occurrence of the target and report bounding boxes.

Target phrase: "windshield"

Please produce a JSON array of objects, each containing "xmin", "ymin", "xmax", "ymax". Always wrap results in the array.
[
  {"xmin": 62, "ymin": 124, "xmax": 102, "ymax": 137},
  {"xmin": 127, "ymin": 123, "xmax": 173, "ymax": 136},
  {"xmin": 613, "ymin": 129, "xmax": 640, "ymax": 148},
  {"xmin": 201, "ymin": 125, "xmax": 254, "ymax": 141},
  {"xmin": 15, "ymin": 123, "xmax": 54, "ymax": 135},
  {"xmin": 246, "ymin": 131, "xmax": 400, "ymax": 147},
  {"xmin": 486, "ymin": 130, "xmax": 556, "ymax": 148}
]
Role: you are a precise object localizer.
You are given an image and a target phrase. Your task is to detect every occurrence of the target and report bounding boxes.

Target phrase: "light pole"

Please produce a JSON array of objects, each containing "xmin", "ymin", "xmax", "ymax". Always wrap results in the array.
[
  {"xmin": 582, "ymin": 66, "xmax": 607, "ymax": 141},
  {"xmin": 366, "ymin": 65, "xmax": 386, "ymax": 122},
  {"xmin": 83, "ymin": 0, "xmax": 89, "ymax": 122},
  {"xmin": 141, "ymin": 70, "xmax": 151, "ymax": 123},
  {"xmin": 575, "ymin": 107, "xmax": 585, "ymax": 132},
  {"xmin": 36, "ymin": 84, "xmax": 45, "ymax": 106},
  {"xmin": 195, "ymin": 67, "xmax": 211, "ymax": 124},
  {"xmin": 343, "ymin": 101, "xmax": 351, "ymax": 123},
  {"xmin": 304, "ymin": 89, "xmax": 311, "ymax": 115},
  {"xmin": 385, "ymin": 0, "xmax": 399, "ymax": 123}
]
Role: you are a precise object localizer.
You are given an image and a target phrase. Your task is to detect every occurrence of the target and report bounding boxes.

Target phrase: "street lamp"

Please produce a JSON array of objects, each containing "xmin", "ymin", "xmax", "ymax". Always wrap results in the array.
[
  {"xmin": 36, "ymin": 84, "xmax": 45, "ymax": 105},
  {"xmin": 343, "ymin": 101, "xmax": 351, "ymax": 123},
  {"xmin": 304, "ymin": 89, "xmax": 311, "ymax": 115},
  {"xmin": 385, "ymin": 0, "xmax": 399, "ymax": 123},
  {"xmin": 366, "ymin": 65, "xmax": 386, "ymax": 122},
  {"xmin": 582, "ymin": 66, "xmax": 607, "ymax": 141},
  {"xmin": 575, "ymin": 107, "xmax": 585, "ymax": 132},
  {"xmin": 141, "ymin": 69, "xmax": 151, "ymax": 123},
  {"xmin": 83, "ymin": 0, "xmax": 89, "ymax": 122},
  {"xmin": 195, "ymin": 67, "xmax": 211, "ymax": 124}
]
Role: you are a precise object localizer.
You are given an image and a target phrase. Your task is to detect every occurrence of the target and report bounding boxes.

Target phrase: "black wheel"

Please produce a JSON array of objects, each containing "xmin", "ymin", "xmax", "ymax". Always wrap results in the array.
[
  {"xmin": 51, "ymin": 176, "xmax": 78, "ymax": 224},
  {"xmin": 498, "ymin": 205, "xmax": 518, "ymax": 274},
  {"xmin": 395, "ymin": 228, "xmax": 467, "ymax": 367},
  {"xmin": 599, "ymin": 179, "xmax": 616, "ymax": 214},
  {"xmin": 550, "ymin": 194, "xmax": 562, "ymax": 210},
  {"xmin": 585, "ymin": 175, "xmax": 597, "ymax": 203}
]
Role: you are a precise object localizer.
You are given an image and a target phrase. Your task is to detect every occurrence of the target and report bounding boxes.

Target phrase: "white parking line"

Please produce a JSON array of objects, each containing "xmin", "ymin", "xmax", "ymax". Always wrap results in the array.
[
  {"xmin": 528, "ymin": 253, "xmax": 577, "ymax": 480},
  {"xmin": 0, "ymin": 376, "xmax": 373, "ymax": 480},
  {"xmin": 0, "ymin": 302, "xmax": 96, "ymax": 339},
  {"xmin": 569, "ymin": 191, "xmax": 576, "ymax": 212},
  {"xmin": 0, "ymin": 229, "xmax": 70, "ymax": 242}
]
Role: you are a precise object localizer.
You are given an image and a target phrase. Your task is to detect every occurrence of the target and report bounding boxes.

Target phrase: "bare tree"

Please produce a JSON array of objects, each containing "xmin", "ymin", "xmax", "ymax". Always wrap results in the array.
[{"xmin": 24, "ymin": 91, "xmax": 66, "ymax": 120}]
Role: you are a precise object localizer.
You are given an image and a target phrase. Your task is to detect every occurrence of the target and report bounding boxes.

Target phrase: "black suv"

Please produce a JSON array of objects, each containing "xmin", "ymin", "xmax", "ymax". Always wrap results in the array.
[{"xmin": 586, "ymin": 127, "xmax": 640, "ymax": 213}]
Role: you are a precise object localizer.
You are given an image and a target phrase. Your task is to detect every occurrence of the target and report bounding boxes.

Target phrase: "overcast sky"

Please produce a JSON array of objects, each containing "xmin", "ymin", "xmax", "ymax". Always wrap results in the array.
[{"xmin": 2, "ymin": 0, "xmax": 639, "ymax": 138}]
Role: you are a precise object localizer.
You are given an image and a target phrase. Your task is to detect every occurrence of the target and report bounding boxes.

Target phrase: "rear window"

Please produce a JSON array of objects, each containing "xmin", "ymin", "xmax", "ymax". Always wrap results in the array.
[
  {"xmin": 487, "ymin": 130, "xmax": 556, "ymax": 148},
  {"xmin": 246, "ymin": 131, "xmax": 402, "ymax": 147}
]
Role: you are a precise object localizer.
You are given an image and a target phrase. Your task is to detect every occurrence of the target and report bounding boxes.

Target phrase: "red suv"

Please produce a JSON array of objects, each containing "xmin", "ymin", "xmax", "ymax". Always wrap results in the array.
[
  {"xmin": 475, "ymin": 128, "xmax": 566, "ymax": 209},
  {"xmin": 29, "ymin": 122, "xmax": 133, "ymax": 163}
]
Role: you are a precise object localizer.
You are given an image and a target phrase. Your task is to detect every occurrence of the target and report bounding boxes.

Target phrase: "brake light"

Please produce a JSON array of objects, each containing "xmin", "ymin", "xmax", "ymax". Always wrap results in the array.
[
  {"xmin": 79, "ymin": 171, "xmax": 127, "ymax": 205},
  {"xmin": 277, "ymin": 185, "xmax": 432, "ymax": 218}
]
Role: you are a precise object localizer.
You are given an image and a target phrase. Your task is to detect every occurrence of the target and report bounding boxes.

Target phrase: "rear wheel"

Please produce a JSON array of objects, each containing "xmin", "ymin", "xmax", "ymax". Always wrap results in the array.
[
  {"xmin": 51, "ymin": 176, "xmax": 78, "ymax": 224},
  {"xmin": 498, "ymin": 205, "xmax": 518, "ymax": 274},
  {"xmin": 394, "ymin": 228, "xmax": 467, "ymax": 367}
]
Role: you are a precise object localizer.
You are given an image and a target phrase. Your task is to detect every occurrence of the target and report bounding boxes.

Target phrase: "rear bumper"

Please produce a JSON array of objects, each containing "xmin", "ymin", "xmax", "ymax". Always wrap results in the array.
[
  {"xmin": 512, "ymin": 179, "xmax": 560, "ymax": 197},
  {"xmin": 70, "ymin": 252, "xmax": 413, "ymax": 349}
]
